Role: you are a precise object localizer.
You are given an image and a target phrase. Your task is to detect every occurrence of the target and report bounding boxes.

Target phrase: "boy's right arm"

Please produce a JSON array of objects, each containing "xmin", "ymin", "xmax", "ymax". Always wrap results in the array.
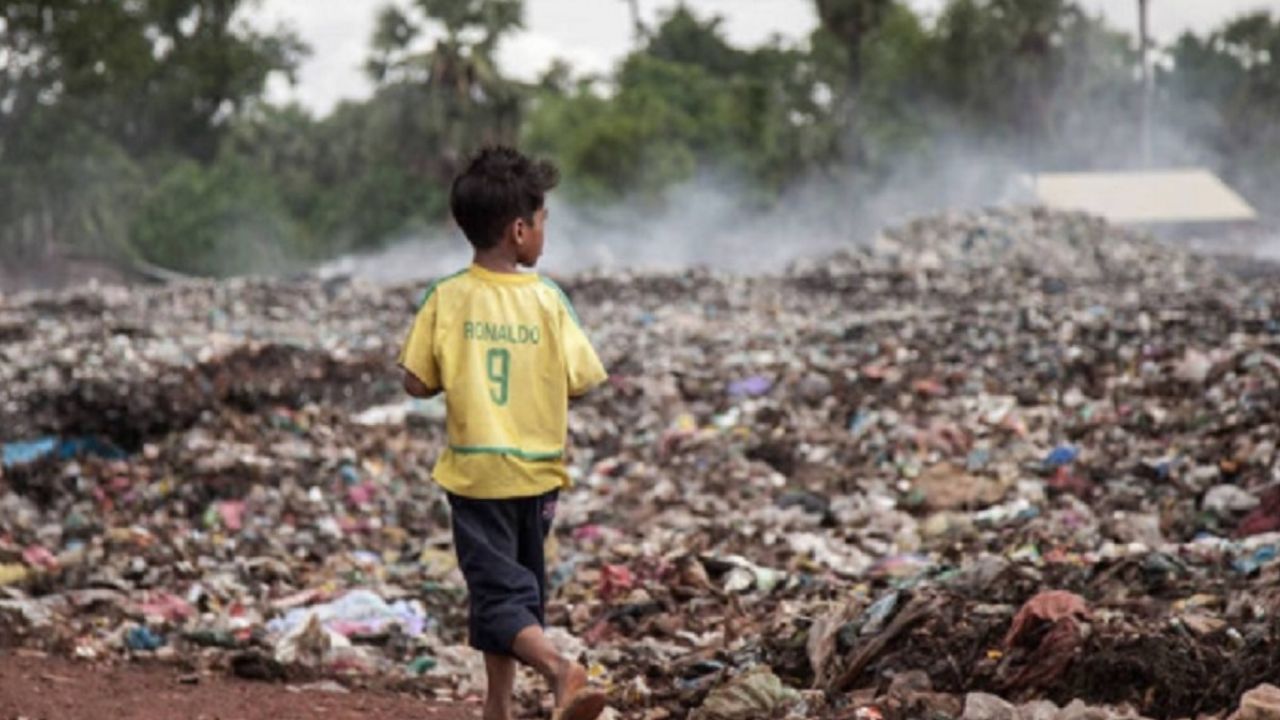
[
  {"xmin": 399, "ymin": 293, "xmax": 443, "ymax": 397},
  {"xmin": 558, "ymin": 298, "xmax": 607, "ymax": 398}
]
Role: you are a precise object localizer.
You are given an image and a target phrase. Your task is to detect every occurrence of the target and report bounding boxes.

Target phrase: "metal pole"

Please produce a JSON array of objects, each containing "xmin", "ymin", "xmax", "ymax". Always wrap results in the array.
[{"xmin": 1139, "ymin": 0, "xmax": 1153, "ymax": 167}]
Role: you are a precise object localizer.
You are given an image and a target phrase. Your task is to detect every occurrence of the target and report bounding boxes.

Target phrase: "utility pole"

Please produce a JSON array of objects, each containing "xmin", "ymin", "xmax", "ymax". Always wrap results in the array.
[{"xmin": 1138, "ymin": 0, "xmax": 1154, "ymax": 167}]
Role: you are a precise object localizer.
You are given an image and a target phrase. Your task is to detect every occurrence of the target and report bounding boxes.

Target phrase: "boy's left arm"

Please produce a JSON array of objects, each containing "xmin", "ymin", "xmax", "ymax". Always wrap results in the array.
[{"xmin": 403, "ymin": 371, "xmax": 439, "ymax": 398}]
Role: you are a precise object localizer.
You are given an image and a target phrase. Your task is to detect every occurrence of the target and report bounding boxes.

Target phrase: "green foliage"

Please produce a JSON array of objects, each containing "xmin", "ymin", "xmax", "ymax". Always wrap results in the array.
[
  {"xmin": 131, "ymin": 155, "xmax": 303, "ymax": 276},
  {"xmin": 415, "ymin": 0, "xmax": 522, "ymax": 46},
  {"xmin": 1, "ymin": 0, "xmax": 304, "ymax": 160},
  {"xmin": 525, "ymin": 6, "xmax": 836, "ymax": 203},
  {"xmin": 644, "ymin": 6, "xmax": 748, "ymax": 76},
  {"xmin": 922, "ymin": 0, "xmax": 1139, "ymax": 166},
  {"xmin": 834, "ymin": 3, "xmax": 936, "ymax": 171},
  {"xmin": 320, "ymin": 0, "xmax": 524, "ymax": 248},
  {"xmin": 813, "ymin": 0, "xmax": 896, "ymax": 82},
  {"xmin": 0, "ymin": 123, "xmax": 145, "ymax": 261},
  {"xmin": 0, "ymin": 0, "xmax": 304, "ymax": 273},
  {"xmin": 1166, "ymin": 11, "xmax": 1280, "ymax": 210}
]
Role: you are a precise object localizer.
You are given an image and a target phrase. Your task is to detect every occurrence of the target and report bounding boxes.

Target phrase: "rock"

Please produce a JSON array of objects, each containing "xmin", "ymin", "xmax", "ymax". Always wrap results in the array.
[
  {"xmin": 962, "ymin": 692, "xmax": 1017, "ymax": 720},
  {"xmin": 1232, "ymin": 684, "xmax": 1280, "ymax": 720},
  {"xmin": 1056, "ymin": 700, "xmax": 1150, "ymax": 719},
  {"xmin": 797, "ymin": 372, "xmax": 834, "ymax": 405},
  {"xmin": 914, "ymin": 463, "xmax": 1005, "ymax": 512},
  {"xmin": 1018, "ymin": 700, "xmax": 1060, "ymax": 720}
]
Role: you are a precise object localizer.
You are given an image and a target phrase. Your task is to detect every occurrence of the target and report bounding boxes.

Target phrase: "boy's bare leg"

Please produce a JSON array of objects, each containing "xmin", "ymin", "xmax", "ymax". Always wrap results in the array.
[
  {"xmin": 484, "ymin": 653, "xmax": 517, "ymax": 720},
  {"xmin": 511, "ymin": 626, "xmax": 605, "ymax": 719}
]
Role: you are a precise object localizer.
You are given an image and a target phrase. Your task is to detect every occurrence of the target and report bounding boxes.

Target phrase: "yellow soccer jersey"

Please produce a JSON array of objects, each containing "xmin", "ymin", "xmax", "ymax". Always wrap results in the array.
[{"xmin": 398, "ymin": 265, "xmax": 608, "ymax": 499}]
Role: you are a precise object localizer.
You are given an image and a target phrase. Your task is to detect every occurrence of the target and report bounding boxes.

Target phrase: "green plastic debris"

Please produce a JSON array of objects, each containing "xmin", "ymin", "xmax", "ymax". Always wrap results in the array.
[{"xmin": 407, "ymin": 655, "xmax": 437, "ymax": 675}]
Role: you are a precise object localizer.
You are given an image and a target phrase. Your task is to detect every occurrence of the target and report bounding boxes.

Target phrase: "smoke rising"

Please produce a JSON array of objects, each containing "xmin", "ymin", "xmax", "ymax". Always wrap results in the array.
[
  {"xmin": 318, "ymin": 66, "xmax": 1279, "ymax": 285},
  {"xmin": 317, "ymin": 133, "xmax": 1038, "ymax": 283}
]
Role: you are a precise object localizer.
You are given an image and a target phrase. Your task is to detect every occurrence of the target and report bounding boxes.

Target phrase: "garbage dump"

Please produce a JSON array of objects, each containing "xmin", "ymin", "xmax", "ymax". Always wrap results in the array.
[{"xmin": 2, "ymin": 207, "xmax": 1279, "ymax": 719}]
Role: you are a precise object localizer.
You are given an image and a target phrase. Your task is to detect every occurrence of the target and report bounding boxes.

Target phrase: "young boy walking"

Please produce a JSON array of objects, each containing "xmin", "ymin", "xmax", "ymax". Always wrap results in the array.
[{"xmin": 399, "ymin": 146, "xmax": 608, "ymax": 720}]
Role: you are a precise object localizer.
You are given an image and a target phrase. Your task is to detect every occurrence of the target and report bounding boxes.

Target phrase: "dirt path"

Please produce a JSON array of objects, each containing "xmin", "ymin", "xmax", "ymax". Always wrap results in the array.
[{"xmin": 0, "ymin": 651, "xmax": 476, "ymax": 720}]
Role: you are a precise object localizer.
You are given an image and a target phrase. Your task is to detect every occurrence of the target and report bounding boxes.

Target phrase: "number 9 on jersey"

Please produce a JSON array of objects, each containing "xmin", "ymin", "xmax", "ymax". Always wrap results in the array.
[{"xmin": 487, "ymin": 348, "xmax": 510, "ymax": 406}]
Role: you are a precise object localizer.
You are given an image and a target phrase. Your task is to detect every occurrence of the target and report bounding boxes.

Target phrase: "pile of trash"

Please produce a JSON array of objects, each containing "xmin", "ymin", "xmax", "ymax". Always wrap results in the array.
[{"xmin": 2, "ymin": 207, "xmax": 1279, "ymax": 719}]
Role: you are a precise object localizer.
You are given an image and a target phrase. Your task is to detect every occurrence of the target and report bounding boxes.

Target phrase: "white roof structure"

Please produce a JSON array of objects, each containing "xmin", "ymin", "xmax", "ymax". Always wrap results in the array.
[{"xmin": 1029, "ymin": 169, "xmax": 1258, "ymax": 225}]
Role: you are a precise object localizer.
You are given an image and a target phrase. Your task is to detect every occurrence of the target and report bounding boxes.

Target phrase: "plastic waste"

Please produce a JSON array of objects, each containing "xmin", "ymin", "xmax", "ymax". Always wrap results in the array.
[
  {"xmin": 125, "ymin": 625, "xmax": 165, "ymax": 651},
  {"xmin": 727, "ymin": 376, "xmax": 773, "ymax": 398},
  {"xmin": 0, "ymin": 207, "xmax": 1276, "ymax": 718},
  {"xmin": 267, "ymin": 589, "xmax": 429, "ymax": 639},
  {"xmin": 689, "ymin": 665, "xmax": 801, "ymax": 720}
]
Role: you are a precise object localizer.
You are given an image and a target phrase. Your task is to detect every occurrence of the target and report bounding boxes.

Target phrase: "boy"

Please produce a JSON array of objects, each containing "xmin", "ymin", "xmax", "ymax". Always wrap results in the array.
[{"xmin": 399, "ymin": 146, "xmax": 608, "ymax": 720}]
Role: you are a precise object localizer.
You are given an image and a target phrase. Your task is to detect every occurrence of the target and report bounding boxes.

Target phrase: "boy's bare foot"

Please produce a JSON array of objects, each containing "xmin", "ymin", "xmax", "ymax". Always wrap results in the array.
[{"xmin": 552, "ymin": 662, "xmax": 607, "ymax": 720}]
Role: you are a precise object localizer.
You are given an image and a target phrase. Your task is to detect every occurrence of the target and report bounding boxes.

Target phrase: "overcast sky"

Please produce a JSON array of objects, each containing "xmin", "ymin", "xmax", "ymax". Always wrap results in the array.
[{"xmin": 246, "ymin": 0, "xmax": 1280, "ymax": 116}]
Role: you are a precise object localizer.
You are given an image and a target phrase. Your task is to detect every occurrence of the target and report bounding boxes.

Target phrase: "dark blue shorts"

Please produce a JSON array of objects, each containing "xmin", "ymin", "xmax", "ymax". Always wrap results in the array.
[{"xmin": 447, "ymin": 489, "xmax": 559, "ymax": 656}]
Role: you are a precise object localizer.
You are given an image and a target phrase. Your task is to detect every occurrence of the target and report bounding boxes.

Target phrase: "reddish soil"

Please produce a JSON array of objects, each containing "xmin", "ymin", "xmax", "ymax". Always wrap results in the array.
[{"xmin": 0, "ymin": 651, "xmax": 476, "ymax": 720}]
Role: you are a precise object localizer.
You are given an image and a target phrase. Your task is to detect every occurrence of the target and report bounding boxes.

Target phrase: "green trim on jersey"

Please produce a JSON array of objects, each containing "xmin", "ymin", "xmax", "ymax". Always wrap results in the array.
[
  {"xmin": 449, "ymin": 444, "xmax": 565, "ymax": 461},
  {"xmin": 418, "ymin": 268, "xmax": 469, "ymax": 310},
  {"xmin": 539, "ymin": 277, "xmax": 583, "ymax": 327}
]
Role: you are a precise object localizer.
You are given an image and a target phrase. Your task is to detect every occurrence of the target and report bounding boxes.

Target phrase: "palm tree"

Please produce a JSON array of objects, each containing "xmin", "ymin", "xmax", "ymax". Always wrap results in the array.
[
  {"xmin": 622, "ymin": 0, "xmax": 645, "ymax": 47},
  {"xmin": 814, "ymin": 0, "xmax": 895, "ymax": 81}
]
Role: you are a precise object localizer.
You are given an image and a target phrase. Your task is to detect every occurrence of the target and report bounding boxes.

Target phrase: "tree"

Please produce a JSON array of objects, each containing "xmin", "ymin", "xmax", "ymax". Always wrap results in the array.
[
  {"xmin": 337, "ymin": 0, "xmax": 527, "ymax": 247},
  {"xmin": 644, "ymin": 5, "xmax": 748, "ymax": 77},
  {"xmin": 813, "ymin": 0, "xmax": 896, "ymax": 83},
  {"xmin": 926, "ymin": 0, "xmax": 1138, "ymax": 168},
  {"xmin": 1, "ymin": 0, "xmax": 304, "ymax": 161},
  {"xmin": 7, "ymin": 0, "xmax": 1280, "ymax": 279},
  {"xmin": 525, "ymin": 5, "xmax": 836, "ymax": 202},
  {"xmin": 130, "ymin": 155, "xmax": 303, "ymax": 276},
  {"xmin": 0, "ymin": 0, "xmax": 305, "ymax": 265},
  {"xmin": 1166, "ymin": 11, "xmax": 1280, "ymax": 211}
]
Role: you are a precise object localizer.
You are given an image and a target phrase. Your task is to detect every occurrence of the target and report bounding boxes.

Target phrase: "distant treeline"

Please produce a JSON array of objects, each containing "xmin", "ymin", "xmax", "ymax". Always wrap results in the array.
[{"xmin": 2, "ymin": 0, "xmax": 1278, "ymax": 276}]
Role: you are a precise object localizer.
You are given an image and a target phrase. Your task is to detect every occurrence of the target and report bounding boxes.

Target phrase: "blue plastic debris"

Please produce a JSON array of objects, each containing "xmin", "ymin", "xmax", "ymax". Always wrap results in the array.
[
  {"xmin": 58, "ymin": 437, "xmax": 126, "ymax": 461},
  {"xmin": 125, "ymin": 625, "xmax": 165, "ymax": 651},
  {"xmin": 849, "ymin": 410, "xmax": 877, "ymax": 437},
  {"xmin": 550, "ymin": 557, "xmax": 580, "ymax": 590},
  {"xmin": 2, "ymin": 438, "xmax": 58, "ymax": 468},
  {"xmin": 339, "ymin": 463, "xmax": 361, "ymax": 485},
  {"xmin": 1153, "ymin": 460, "xmax": 1172, "ymax": 480},
  {"xmin": 966, "ymin": 448, "xmax": 991, "ymax": 472},
  {"xmin": 728, "ymin": 375, "xmax": 773, "ymax": 398},
  {"xmin": 1233, "ymin": 545, "xmax": 1278, "ymax": 575},
  {"xmin": 1, "ymin": 436, "xmax": 126, "ymax": 469},
  {"xmin": 859, "ymin": 591, "xmax": 902, "ymax": 636},
  {"xmin": 1044, "ymin": 444, "xmax": 1079, "ymax": 468}
]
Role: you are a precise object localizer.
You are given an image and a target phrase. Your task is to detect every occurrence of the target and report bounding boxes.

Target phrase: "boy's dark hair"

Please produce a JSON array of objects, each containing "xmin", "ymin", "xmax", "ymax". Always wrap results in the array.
[{"xmin": 450, "ymin": 146, "xmax": 560, "ymax": 250}]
